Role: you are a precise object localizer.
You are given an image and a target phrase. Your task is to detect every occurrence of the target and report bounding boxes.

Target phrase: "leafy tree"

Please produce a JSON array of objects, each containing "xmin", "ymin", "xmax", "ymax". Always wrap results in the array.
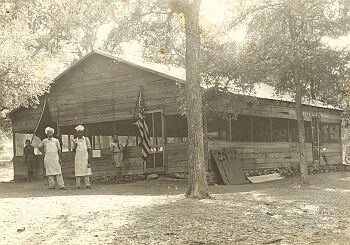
[
  {"xmin": 0, "ymin": 8, "xmax": 51, "ymax": 111},
  {"xmin": 0, "ymin": 0, "xmax": 120, "ymax": 112},
  {"xmin": 239, "ymin": 0, "xmax": 350, "ymax": 184}
]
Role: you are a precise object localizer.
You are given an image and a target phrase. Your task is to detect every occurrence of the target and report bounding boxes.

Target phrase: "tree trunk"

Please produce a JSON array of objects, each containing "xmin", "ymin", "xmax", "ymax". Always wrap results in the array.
[
  {"xmin": 287, "ymin": 9, "xmax": 309, "ymax": 185},
  {"xmin": 184, "ymin": 0, "xmax": 210, "ymax": 198},
  {"xmin": 295, "ymin": 81, "xmax": 309, "ymax": 185}
]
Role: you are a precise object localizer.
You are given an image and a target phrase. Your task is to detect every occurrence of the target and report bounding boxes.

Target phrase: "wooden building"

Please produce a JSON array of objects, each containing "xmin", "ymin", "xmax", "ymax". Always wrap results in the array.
[{"xmin": 9, "ymin": 51, "xmax": 343, "ymax": 181}]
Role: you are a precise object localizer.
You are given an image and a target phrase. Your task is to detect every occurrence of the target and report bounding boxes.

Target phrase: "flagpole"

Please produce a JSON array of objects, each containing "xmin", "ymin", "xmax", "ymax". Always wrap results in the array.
[
  {"xmin": 122, "ymin": 87, "xmax": 142, "ymax": 163},
  {"xmin": 31, "ymin": 98, "xmax": 48, "ymax": 144},
  {"xmin": 132, "ymin": 87, "xmax": 142, "ymax": 118}
]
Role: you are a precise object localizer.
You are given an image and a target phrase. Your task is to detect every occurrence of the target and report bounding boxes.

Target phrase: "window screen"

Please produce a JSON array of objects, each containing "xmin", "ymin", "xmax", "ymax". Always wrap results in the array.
[
  {"xmin": 166, "ymin": 114, "xmax": 188, "ymax": 143},
  {"xmin": 319, "ymin": 123, "xmax": 330, "ymax": 143},
  {"xmin": 289, "ymin": 120, "xmax": 312, "ymax": 143},
  {"xmin": 231, "ymin": 115, "xmax": 252, "ymax": 142},
  {"xmin": 272, "ymin": 118, "xmax": 288, "ymax": 142},
  {"xmin": 207, "ymin": 113, "xmax": 230, "ymax": 141},
  {"xmin": 329, "ymin": 123, "xmax": 340, "ymax": 143},
  {"xmin": 253, "ymin": 116, "xmax": 271, "ymax": 142}
]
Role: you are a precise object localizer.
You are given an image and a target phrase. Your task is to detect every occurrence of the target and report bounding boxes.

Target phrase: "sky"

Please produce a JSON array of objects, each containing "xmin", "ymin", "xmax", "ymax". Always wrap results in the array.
[
  {"xmin": 46, "ymin": 0, "xmax": 350, "ymax": 81},
  {"xmin": 94, "ymin": 0, "xmax": 246, "ymax": 59}
]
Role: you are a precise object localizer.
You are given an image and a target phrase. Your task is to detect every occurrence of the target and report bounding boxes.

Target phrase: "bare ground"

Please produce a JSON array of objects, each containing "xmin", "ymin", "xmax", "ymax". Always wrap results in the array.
[{"xmin": 1, "ymin": 168, "xmax": 350, "ymax": 245}]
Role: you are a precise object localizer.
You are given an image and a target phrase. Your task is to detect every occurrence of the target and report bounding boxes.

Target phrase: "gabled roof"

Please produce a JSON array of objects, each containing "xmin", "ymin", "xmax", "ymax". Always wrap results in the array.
[{"xmin": 53, "ymin": 50, "xmax": 186, "ymax": 83}]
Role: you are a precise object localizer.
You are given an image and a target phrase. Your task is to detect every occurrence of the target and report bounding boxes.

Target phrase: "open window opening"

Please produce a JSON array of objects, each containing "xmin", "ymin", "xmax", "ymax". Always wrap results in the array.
[
  {"xmin": 14, "ymin": 133, "xmax": 41, "ymax": 156},
  {"xmin": 166, "ymin": 114, "xmax": 188, "ymax": 144},
  {"xmin": 207, "ymin": 112, "xmax": 230, "ymax": 141}
]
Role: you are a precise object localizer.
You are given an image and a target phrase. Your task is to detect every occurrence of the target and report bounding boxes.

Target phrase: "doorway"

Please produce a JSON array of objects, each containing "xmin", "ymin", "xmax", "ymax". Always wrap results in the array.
[{"xmin": 144, "ymin": 110, "xmax": 165, "ymax": 173}]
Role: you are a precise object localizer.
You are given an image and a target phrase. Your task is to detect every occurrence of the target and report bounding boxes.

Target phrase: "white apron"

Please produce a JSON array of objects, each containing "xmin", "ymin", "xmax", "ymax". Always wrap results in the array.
[
  {"xmin": 43, "ymin": 139, "xmax": 62, "ymax": 176},
  {"xmin": 74, "ymin": 137, "xmax": 92, "ymax": 177}
]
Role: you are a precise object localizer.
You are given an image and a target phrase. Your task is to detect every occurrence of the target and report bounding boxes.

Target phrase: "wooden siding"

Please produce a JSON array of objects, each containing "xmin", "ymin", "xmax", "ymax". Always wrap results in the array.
[
  {"xmin": 47, "ymin": 54, "xmax": 181, "ymax": 126},
  {"xmin": 208, "ymin": 141, "xmax": 342, "ymax": 170},
  {"xmin": 166, "ymin": 143, "xmax": 188, "ymax": 173},
  {"xmin": 10, "ymin": 53, "xmax": 182, "ymax": 132},
  {"xmin": 13, "ymin": 155, "xmax": 45, "ymax": 180},
  {"xmin": 321, "ymin": 143, "xmax": 343, "ymax": 166},
  {"xmin": 10, "ymin": 103, "xmax": 45, "ymax": 133}
]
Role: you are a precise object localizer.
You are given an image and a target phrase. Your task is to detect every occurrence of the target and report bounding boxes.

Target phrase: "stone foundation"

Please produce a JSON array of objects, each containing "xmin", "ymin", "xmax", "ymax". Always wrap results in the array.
[{"xmin": 87, "ymin": 164, "xmax": 347, "ymax": 185}]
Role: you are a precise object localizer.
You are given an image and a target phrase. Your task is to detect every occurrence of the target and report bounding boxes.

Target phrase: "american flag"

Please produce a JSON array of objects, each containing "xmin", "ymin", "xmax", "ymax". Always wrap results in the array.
[{"xmin": 134, "ymin": 89, "xmax": 151, "ymax": 161}]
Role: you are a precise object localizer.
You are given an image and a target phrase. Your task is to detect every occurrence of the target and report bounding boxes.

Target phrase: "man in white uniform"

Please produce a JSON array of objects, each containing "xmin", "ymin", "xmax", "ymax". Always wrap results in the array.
[
  {"xmin": 38, "ymin": 127, "xmax": 66, "ymax": 190},
  {"xmin": 72, "ymin": 125, "xmax": 92, "ymax": 189}
]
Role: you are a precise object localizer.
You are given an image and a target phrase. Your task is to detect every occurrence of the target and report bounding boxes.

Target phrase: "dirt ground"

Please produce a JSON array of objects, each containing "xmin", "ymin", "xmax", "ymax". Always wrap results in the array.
[{"xmin": 1, "ymin": 166, "xmax": 350, "ymax": 245}]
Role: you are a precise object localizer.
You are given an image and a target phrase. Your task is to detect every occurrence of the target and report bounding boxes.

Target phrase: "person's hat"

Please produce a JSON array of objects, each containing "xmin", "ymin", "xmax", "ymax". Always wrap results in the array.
[
  {"xmin": 75, "ymin": 125, "xmax": 85, "ymax": 132},
  {"xmin": 45, "ymin": 127, "xmax": 55, "ymax": 134}
]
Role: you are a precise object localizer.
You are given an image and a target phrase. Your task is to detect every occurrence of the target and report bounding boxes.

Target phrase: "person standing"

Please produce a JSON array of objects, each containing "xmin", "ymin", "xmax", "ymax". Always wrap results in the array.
[
  {"xmin": 38, "ymin": 127, "xmax": 66, "ymax": 190},
  {"xmin": 23, "ymin": 139, "xmax": 35, "ymax": 181},
  {"xmin": 110, "ymin": 134, "xmax": 126, "ymax": 181},
  {"xmin": 72, "ymin": 125, "xmax": 92, "ymax": 189}
]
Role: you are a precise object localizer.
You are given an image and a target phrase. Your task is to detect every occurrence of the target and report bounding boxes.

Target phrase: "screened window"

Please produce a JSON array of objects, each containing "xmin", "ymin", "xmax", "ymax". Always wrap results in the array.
[
  {"xmin": 289, "ymin": 120, "xmax": 298, "ymax": 142},
  {"xmin": 62, "ymin": 135, "xmax": 71, "ymax": 152},
  {"xmin": 231, "ymin": 115, "xmax": 252, "ymax": 142},
  {"xmin": 92, "ymin": 135, "xmax": 137, "ymax": 150},
  {"xmin": 166, "ymin": 114, "xmax": 188, "ymax": 143},
  {"xmin": 167, "ymin": 137, "xmax": 188, "ymax": 144},
  {"xmin": 304, "ymin": 121, "xmax": 312, "ymax": 143},
  {"xmin": 253, "ymin": 116, "xmax": 271, "ymax": 142},
  {"xmin": 319, "ymin": 123, "xmax": 330, "ymax": 143},
  {"xmin": 93, "ymin": 136, "xmax": 112, "ymax": 150},
  {"xmin": 272, "ymin": 118, "xmax": 288, "ymax": 142},
  {"xmin": 329, "ymin": 123, "xmax": 341, "ymax": 143},
  {"xmin": 207, "ymin": 113, "xmax": 230, "ymax": 141},
  {"xmin": 289, "ymin": 120, "xmax": 312, "ymax": 143}
]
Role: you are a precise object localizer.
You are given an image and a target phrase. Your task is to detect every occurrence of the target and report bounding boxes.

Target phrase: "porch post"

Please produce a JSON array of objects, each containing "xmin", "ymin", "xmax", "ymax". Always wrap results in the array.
[
  {"xmin": 203, "ymin": 111, "xmax": 209, "ymax": 170},
  {"xmin": 12, "ymin": 132, "xmax": 16, "ymax": 157}
]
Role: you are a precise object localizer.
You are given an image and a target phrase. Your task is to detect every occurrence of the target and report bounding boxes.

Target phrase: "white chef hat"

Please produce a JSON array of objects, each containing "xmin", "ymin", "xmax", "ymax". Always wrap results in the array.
[
  {"xmin": 45, "ymin": 127, "xmax": 55, "ymax": 134},
  {"xmin": 75, "ymin": 125, "xmax": 85, "ymax": 132}
]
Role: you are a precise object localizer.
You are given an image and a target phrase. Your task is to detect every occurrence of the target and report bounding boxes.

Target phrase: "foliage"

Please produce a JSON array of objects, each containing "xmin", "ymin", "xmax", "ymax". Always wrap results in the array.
[
  {"xmin": 239, "ymin": 0, "xmax": 350, "ymax": 105},
  {"xmin": 0, "ymin": 0, "xmax": 122, "ymax": 112},
  {"xmin": 104, "ymin": 0, "xmax": 256, "ymax": 117},
  {"xmin": 238, "ymin": 0, "xmax": 350, "ymax": 184}
]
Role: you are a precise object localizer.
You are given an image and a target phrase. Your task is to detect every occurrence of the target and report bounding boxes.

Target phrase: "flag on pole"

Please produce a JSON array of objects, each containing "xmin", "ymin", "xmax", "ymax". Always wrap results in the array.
[
  {"xmin": 134, "ymin": 89, "xmax": 151, "ymax": 161},
  {"xmin": 32, "ymin": 98, "xmax": 54, "ymax": 141}
]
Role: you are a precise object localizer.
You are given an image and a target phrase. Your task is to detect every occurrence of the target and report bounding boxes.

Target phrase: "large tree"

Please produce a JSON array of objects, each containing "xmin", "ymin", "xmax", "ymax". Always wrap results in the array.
[
  {"xmin": 105, "ymin": 0, "xmax": 256, "ymax": 198},
  {"xmin": 239, "ymin": 0, "xmax": 350, "ymax": 184}
]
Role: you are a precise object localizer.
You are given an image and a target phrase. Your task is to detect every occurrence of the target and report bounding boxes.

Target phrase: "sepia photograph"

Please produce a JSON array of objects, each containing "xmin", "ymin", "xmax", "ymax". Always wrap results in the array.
[{"xmin": 0, "ymin": 0, "xmax": 350, "ymax": 244}]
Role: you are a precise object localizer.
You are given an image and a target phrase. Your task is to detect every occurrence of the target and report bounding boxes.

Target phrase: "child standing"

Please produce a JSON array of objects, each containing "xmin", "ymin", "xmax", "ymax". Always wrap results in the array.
[
  {"xmin": 110, "ymin": 134, "xmax": 127, "ymax": 181},
  {"xmin": 23, "ymin": 139, "xmax": 35, "ymax": 181}
]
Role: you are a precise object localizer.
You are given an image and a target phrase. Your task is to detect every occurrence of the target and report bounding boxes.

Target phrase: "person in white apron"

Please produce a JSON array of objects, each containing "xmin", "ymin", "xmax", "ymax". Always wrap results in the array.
[
  {"xmin": 38, "ymin": 127, "xmax": 66, "ymax": 190},
  {"xmin": 72, "ymin": 125, "xmax": 92, "ymax": 189}
]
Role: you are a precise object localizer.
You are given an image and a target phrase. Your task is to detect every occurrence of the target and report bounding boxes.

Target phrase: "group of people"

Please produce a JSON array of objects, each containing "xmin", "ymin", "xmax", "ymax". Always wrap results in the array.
[{"xmin": 23, "ymin": 125, "xmax": 126, "ymax": 189}]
